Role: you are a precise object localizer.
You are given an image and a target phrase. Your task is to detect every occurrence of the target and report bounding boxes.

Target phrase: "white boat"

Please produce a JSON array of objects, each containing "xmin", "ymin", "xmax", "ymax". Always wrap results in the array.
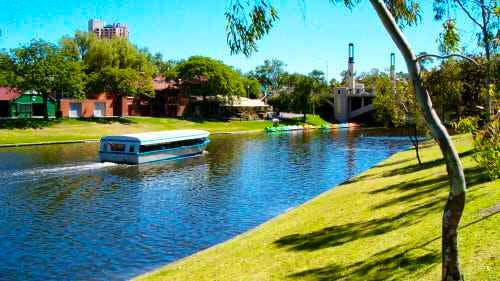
[{"xmin": 99, "ymin": 129, "xmax": 210, "ymax": 164}]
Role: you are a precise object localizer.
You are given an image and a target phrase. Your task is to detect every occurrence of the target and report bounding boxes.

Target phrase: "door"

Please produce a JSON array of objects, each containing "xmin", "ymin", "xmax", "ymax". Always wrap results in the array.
[
  {"xmin": 69, "ymin": 103, "xmax": 82, "ymax": 118},
  {"xmin": 94, "ymin": 102, "xmax": 106, "ymax": 117}
]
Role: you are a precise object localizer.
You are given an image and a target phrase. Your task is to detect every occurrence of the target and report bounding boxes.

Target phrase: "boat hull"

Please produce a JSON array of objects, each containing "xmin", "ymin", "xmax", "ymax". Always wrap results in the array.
[{"xmin": 99, "ymin": 142, "xmax": 208, "ymax": 164}]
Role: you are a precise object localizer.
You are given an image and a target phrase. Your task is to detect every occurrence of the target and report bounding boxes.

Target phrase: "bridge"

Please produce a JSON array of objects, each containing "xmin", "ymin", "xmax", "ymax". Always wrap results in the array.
[{"xmin": 330, "ymin": 43, "xmax": 376, "ymax": 123}]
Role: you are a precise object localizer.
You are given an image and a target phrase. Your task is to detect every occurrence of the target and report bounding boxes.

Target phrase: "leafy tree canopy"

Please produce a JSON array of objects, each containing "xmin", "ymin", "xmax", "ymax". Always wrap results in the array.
[{"xmin": 175, "ymin": 56, "xmax": 248, "ymax": 99}]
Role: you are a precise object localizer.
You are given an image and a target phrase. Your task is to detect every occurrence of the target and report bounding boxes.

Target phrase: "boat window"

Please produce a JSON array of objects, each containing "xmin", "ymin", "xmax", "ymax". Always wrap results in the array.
[
  {"xmin": 139, "ymin": 138, "xmax": 206, "ymax": 153},
  {"xmin": 109, "ymin": 143, "xmax": 126, "ymax": 152},
  {"xmin": 129, "ymin": 145, "xmax": 136, "ymax": 153}
]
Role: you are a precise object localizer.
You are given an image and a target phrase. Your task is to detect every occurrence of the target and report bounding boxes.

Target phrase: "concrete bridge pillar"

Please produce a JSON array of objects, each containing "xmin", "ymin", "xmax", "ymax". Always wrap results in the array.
[{"xmin": 334, "ymin": 93, "xmax": 349, "ymax": 123}]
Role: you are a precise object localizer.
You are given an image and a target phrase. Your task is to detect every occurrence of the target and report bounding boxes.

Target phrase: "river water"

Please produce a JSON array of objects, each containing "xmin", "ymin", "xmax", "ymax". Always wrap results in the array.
[{"xmin": 0, "ymin": 129, "xmax": 412, "ymax": 280}]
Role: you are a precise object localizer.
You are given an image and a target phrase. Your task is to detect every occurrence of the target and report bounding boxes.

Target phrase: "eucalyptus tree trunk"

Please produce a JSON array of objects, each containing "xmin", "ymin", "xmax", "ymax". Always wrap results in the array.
[{"xmin": 370, "ymin": 1, "xmax": 467, "ymax": 280}]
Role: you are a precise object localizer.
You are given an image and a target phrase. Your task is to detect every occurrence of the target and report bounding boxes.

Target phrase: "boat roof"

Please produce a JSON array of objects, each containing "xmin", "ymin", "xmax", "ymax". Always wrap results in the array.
[{"xmin": 101, "ymin": 129, "xmax": 209, "ymax": 145}]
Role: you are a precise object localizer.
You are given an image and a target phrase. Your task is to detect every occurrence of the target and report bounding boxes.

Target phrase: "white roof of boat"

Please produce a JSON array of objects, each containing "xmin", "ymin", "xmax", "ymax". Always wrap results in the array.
[{"xmin": 101, "ymin": 129, "xmax": 209, "ymax": 145}]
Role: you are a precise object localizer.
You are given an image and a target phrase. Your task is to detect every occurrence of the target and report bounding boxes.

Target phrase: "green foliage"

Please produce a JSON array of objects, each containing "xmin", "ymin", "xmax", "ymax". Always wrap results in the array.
[
  {"xmin": 433, "ymin": 0, "xmax": 498, "ymax": 54},
  {"xmin": 473, "ymin": 115, "xmax": 500, "ymax": 179},
  {"xmin": 0, "ymin": 50, "xmax": 17, "ymax": 86},
  {"xmin": 242, "ymin": 77, "xmax": 262, "ymax": 98},
  {"xmin": 10, "ymin": 40, "xmax": 86, "ymax": 99},
  {"xmin": 250, "ymin": 59, "xmax": 286, "ymax": 93},
  {"xmin": 98, "ymin": 66, "xmax": 153, "ymax": 97},
  {"xmin": 423, "ymin": 59, "xmax": 466, "ymax": 122},
  {"xmin": 291, "ymin": 75, "xmax": 315, "ymax": 115},
  {"xmin": 438, "ymin": 19, "xmax": 460, "ymax": 54},
  {"xmin": 175, "ymin": 56, "xmax": 247, "ymax": 99},
  {"xmin": 369, "ymin": 70, "xmax": 423, "ymax": 129},
  {"xmin": 149, "ymin": 52, "xmax": 180, "ymax": 78},
  {"xmin": 451, "ymin": 115, "xmax": 499, "ymax": 180},
  {"xmin": 68, "ymin": 34, "xmax": 156, "ymax": 97},
  {"xmin": 225, "ymin": 1, "xmax": 421, "ymax": 56},
  {"xmin": 451, "ymin": 116, "xmax": 479, "ymax": 134},
  {"xmin": 225, "ymin": 1, "xmax": 279, "ymax": 56},
  {"xmin": 269, "ymin": 71, "xmax": 329, "ymax": 115}
]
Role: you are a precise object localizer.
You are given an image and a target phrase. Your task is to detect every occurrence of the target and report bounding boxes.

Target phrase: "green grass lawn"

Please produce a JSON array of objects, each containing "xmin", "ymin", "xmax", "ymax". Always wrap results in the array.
[
  {"xmin": 0, "ymin": 115, "xmax": 331, "ymax": 145},
  {"xmin": 135, "ymin": 134, "xmax": 499, "ymax": 281}
]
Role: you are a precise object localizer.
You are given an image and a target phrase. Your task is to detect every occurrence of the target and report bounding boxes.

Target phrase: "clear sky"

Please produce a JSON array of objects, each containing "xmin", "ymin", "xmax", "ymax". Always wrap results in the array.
[{"xmin": 0, "ymin": 0, "xmax": 476, "ymax": 80}]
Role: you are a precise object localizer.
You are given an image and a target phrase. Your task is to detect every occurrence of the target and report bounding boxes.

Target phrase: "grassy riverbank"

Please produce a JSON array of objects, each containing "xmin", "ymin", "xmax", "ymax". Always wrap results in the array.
[
  {"xmin": 0, "ymin": 115, "xmax": 330, "ymax": 145},
  {"xmin": 136, "ymin": 134, "xmax": 499, "ymax": 281}
]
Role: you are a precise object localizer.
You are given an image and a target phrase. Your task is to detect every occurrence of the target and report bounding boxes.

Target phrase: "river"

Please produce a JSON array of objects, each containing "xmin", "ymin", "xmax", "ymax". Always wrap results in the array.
[{"xmin": 0, "ymin": 128, "xmax": 413, "ymax": 280}]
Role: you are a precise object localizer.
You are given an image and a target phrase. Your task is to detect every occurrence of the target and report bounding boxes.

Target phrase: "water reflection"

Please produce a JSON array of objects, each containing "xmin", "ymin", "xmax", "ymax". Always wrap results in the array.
[{"xmin": 0, "ymin": 129, "xmax": 411, "ymax": 280}]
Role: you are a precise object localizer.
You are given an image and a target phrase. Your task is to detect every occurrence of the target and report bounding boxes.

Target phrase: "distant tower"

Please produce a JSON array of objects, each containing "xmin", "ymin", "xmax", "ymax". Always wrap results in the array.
[
  {"xmin": 88, "ymin": 19, "xmax": 104, "ymax": 33},
  {"xmin": 88, "ymin": 19, "xmax": 128, "ymax": 39},
  {"xmin": 347, "ymin": 43, "xmax": 356, "ymax": 93},
  {"xmin": 390, "ymin": 53, "xmax": 396, "ymax": 93}
]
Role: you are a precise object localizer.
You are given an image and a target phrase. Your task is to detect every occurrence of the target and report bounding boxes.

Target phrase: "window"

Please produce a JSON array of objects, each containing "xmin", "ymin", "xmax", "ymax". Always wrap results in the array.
[
  {"xmin": 139, "ymin": 138, "xmax": 206, "ymax": 153},
  {"xmin": 18, "ymin": 103, "xmax": 32, "ymax": 114},
  {"xmin": 109, "ymin": 143, "xmax": 125, "ymax": 152},
  {"xmin": 129, "ymin": 145, "xmax": 136, "ymax": 153}
]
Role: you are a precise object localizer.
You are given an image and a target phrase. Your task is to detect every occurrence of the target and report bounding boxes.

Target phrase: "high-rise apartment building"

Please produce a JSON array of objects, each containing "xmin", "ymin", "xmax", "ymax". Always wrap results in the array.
[{"xmin": 88, "ymin": 19, "xmax": 128, "ymax": 39}]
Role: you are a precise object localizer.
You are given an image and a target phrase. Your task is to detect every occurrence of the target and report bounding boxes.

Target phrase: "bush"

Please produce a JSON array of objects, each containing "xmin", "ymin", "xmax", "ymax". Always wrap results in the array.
[
  {"xmin": 473, "ymin": 115, "xmax": 500, "ymax": 180},
  {"xmin": 452, "ymin": 116, "xmax": 479, "ymax": 134}
]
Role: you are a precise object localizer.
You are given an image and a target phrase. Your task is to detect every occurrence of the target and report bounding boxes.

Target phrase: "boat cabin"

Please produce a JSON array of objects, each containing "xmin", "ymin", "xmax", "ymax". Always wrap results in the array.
[{"xmin": 99, "ymin": 129, "xmax": 210, "ymax": 164}]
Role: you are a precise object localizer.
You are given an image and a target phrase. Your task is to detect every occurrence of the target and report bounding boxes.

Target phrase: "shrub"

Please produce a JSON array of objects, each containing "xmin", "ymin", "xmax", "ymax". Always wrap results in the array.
[
  {"xmin": 473, "ymin": 115, "xmax": 500, "ymax": 180},
  {"xmin": 452, "ymin": 116, "xmax": 479, "ymax": 134}
]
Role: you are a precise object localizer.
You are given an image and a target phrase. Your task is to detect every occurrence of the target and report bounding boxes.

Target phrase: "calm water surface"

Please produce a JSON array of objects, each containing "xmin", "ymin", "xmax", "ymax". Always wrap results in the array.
[{"xmin": 0, "ymin": 129, "xmax": 412, "ymax": 280}]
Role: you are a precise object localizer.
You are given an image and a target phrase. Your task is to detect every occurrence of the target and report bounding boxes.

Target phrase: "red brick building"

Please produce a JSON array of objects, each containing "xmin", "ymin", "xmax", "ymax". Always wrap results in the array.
[{"xmin": 60, "ymin": 93, "xmax": 114, "ymax": 118}]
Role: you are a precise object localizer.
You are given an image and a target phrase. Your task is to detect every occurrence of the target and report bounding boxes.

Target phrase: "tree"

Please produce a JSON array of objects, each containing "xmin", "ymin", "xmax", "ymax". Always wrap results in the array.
[
  {"xmin": 423, "ymin": 59, "xmax": 465, "ymax": 123},
  {"xmin": 292, "ymin": 75, "xmax": 315, "ymax": 120},
  {"xmin": 433, "ymin": 0, "xmax": 498, "ymax": 120},
  {"xmin": 175, "ymin": 56, "xmax": 247, "ymax": 101},
  {"xmin": 225, "ymin": 1, "xmax": 468, "ymax": 280},
  {"xmin": 0, "ymin": 51, "xmax": 17, "ymax": 86},
  {"xmin": 64, "ymin": 34, "xmax": 156, "ymax": 116},
  {"xmin": 253, "ymin": 59, "xmax": 286, "ymax": 94},
  {"xmin": 373, "ymin": 71, "xmax": 425, "ymax": 164},
  {"xmin": 308, "ymin": 69, "xmax": 330, "ymax": 115},
  {"xmin": 10, "ymin": 40, "xmax": 86, "ymax": 119},
  {"xmin": 308, "ymin": 69, "xmax": 326, "ymax": 84},
  {"xmin": 242, "ymin": 77, "xmax": 263, "ymax": 98}
]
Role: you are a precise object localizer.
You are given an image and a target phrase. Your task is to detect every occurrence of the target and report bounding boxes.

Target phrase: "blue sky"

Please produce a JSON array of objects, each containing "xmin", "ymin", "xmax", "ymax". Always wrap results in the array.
[{"xmin": 0, "ymin": 0, "xmax": 476, "ymax": 80}]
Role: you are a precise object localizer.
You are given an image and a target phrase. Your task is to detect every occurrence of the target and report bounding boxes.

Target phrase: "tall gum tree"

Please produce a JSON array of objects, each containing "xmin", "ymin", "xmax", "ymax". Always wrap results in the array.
[{"xmin": 225, "ymin": 1, "xmax": 467, "ymax": 280}]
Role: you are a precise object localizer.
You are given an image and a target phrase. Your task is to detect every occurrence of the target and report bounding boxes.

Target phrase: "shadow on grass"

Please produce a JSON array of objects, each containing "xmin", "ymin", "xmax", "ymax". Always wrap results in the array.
[
  {"xmin": 0, "ymin": 118, "xmax": 62, "ymax": 129},
  {"xmin": 289, "ymin": 243, "xmax": 439, "ymax": 281},
  {"xmin": 275, "ymin": 148, "xmax": 492, "ymax": 280},
  {"xmin": 76, "ymin": 117, "xmax": 135, "ymax": 124},
  {"xmin": 287, "ymin": 212, "xmax": 497, "ymax": 281},
  {"xmin": 173, "ymin": 116, "xmax": 231, "ymax": 124},
  {"xmin": 0, "ymin": 117, "xmax": 138, "ymax": 129},
  {"xmin": 368, "ymin": 166, "xmax": 490, "ymax": 214},
  {"xmin": 373, "ymin": 157, "xmax": 414, "ymax": 169},
  {"xmin": 274, "ymin": 199, "xmax": 443, "ymax": 252},
  {"xmin": 379, "ymin": 149, "xmax": 476, "ymax": 178},
  {"xmin": 351, "ymin": 148, "xmax": 470, "ymax": 183}
]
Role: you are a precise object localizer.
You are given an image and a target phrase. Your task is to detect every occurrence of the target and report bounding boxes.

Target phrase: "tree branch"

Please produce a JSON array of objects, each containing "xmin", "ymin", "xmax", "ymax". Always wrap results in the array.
[
  {"xmin": 415, "ymin": 53, "xmax": 480, "ymax": 65},
  {"xmin": 454, "ymin": 0, "xmax": 484, "ymax": 29}
]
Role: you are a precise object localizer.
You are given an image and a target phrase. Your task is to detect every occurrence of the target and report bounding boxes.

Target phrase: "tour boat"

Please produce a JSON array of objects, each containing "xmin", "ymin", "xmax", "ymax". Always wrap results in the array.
[{"xmin": 99, "ymin": 130, "xmax": 210, "ymax": 164}]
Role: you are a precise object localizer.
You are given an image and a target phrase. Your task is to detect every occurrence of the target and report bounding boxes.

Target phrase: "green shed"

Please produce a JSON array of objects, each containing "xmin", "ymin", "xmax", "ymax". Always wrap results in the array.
[{"xmin": 8, "ymin": 91, "xmax": 56, "ymax": 118}]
